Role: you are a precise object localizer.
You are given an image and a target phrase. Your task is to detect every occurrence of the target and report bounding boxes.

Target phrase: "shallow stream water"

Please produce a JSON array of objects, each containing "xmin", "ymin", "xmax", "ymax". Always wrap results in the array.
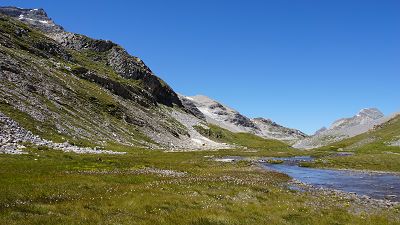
[{"xmin": 261, "ymin": 156, "xmax": 400, "ymax": 201}]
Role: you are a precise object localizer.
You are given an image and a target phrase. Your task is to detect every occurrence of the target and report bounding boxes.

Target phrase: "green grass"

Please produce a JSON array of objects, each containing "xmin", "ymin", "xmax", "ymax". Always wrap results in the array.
[
  {"xmin": 0, "ymin": 146, "xmax": 399, "ymax": 225},
  {"xmin": 1, "ymin": 12, "xmax": 400, "ymax": 224},
  {"xmin": 306, "ymin": 153, "xmax": 400, "ymax": 172},
  {"xmin": 194, "ymin": 124, "xmax": 292, "ymax": 151}
]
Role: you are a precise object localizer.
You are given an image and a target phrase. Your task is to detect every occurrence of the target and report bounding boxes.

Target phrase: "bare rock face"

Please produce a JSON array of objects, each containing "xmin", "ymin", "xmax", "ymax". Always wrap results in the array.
[
  {"xmin": 293, "ymin": 108, "xmax": 389, "ymax": 149},
  {"xmin": 186, "ymin": 95, "xmax": 259, "ymax": 133},
  {"xmin": 106, "ymin": 46, "xmax": 152, "ymax": 79},
  {"xmin": 51, "ymin": 32, "xmax": 116, "ymax": 52},
  {"xmin": 106, "ymin": 47, "xmax": 182, "ymax": 106},
  {"xmin": 330, "ymin": 108, "xmax": 384, "ymax": 130},
  {"xmin": 178, "ymin": 95, "xmax": 206, "ymax": 121},
  {"xmin": 181, "ymin": 95, "xmax": 307, "ymax": 143},
  {"xmin": 251, "ymin": 118, "xmax": 308, "ymax": 143}
]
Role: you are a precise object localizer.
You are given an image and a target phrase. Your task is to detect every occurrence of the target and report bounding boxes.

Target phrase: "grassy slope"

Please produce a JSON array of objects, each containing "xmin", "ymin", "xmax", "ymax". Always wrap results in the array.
[
  {"xmin": 195, "ymin": 124, "xmax": 292, "ymax": 151},
  {"xmin": 1, "ymin": 146, "xmax": 399, "ymax": 225},
  {"xmin": 306, "ymin": 115, "xmax": 400, "ymax": 172}
]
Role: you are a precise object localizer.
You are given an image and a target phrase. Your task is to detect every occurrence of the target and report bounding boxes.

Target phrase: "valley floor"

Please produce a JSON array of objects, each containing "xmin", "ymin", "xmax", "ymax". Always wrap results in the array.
[{"xmin": 0, "ymin": 145, "xmax": 399, "ymax": 225}]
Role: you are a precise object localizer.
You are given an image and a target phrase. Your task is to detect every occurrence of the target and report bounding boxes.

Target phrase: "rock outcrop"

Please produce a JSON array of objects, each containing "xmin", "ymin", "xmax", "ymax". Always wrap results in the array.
[{"xmin": 251, "ymin": 117, "xmax": 308, "ymax": 143}]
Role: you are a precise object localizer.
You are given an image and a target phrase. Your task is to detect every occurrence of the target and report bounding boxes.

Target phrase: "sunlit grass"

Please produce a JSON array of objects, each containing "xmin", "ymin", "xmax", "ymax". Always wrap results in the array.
[{"xmin": 0, "ymin": 147, "xmax": 398, "ymax": 224}]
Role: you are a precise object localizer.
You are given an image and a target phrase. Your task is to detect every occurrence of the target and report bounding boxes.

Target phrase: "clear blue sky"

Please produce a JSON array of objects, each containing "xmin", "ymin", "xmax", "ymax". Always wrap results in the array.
[{"xmin": 2, "ymin": 0, "xmax": 399, "ymax": 134}]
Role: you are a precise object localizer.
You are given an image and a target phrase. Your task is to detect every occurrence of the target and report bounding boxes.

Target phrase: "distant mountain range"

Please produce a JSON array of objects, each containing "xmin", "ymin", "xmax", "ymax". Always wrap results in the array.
[
  {"xmin": 315, "ymin": 113, "xmax": 400, "ymax": 151},
  {"xmin": 0, "ymin": 6, "xmax": 398, "ymax": 153},
  {"xmin": 293, "ymin": 108, "xmax": 399, "ymax": 149}
]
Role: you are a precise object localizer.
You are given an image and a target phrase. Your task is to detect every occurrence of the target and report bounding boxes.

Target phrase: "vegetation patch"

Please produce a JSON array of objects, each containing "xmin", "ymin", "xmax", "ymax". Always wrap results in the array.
[
  {"xmin": 194, "ymin": 124, "xmax": 291, "ymax": 151},
  {"xmin": 0, "ymin": 147, "xmax": 398, "ymax": 224}
]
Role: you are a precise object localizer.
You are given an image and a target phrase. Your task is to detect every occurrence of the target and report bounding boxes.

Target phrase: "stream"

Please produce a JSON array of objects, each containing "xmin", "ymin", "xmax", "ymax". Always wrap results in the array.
[{"xmin": 261, "ymin": 156, "xmax": 400, "ymax": 201}]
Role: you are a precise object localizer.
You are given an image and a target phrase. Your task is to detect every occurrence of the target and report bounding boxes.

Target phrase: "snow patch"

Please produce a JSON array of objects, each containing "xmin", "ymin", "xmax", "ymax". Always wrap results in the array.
[{"xmin": 184, "ymin": 96, "xmax": 194, "ymax": 101}]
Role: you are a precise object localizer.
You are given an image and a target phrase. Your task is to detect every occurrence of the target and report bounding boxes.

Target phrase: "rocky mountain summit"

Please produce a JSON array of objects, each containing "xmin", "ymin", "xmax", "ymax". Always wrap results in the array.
[
  {"xmin": 329, "ymin": 108, "xmax": 384, "ymax": 131},
  {"xmin": 180, "ymin": 95, "xmax": 307, "ymax": 143},
  {"xmin": 293, "ymin": 108, "xmax": 395, "ymax": 149},
  {"xmin": 0, "ymin": 7, "xmax": 63, "ymax": 33}
]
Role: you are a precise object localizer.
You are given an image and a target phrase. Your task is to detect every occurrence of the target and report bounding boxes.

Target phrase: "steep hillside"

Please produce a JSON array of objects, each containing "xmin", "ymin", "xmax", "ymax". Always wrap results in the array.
[
  {"xmin": 180, "ymin": 95, "xmax": 307, "ymax": 143},
  {"xmin": 0, "ymin": 7, "xmax": 229, "ymax": 151},
  {"xmin": 251, "ymin": 117, "xmax": 307, "ymax": 143},
  {"xmin": 293, "ymin": 108, "xmax": 397, "ymax": 149}
]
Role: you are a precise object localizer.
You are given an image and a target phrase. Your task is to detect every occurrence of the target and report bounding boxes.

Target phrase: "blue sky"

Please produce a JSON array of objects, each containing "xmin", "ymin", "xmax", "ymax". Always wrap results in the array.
[{"xmin": 2, "ymin": 0, "xmax": 399, "ymax": 134}]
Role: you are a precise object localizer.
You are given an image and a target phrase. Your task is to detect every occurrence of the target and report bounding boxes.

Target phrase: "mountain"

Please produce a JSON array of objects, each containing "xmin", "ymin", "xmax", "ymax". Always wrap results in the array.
[
  {"xmin": 0, "ymin": 7, "xmax": 63, "ymax": 33},
  {"xmin": 251, "ymin": 117, "xmax": 308, "ymax": 143},
  {"xmin": 0, "ymin": 7, "xmax": 233, "ymax": 152},
  {"xmin": 180, "ymin": 95, "xmax": 307, "ymax": 143},
  {"xmin": 5, "ymin": 6, "xmax": 392, "ymax": 153},
  {"xmin": 316, "ymin": 114, "xmax": 400, "ymax": 151},
  {"xmin": 293, "ymin": 108, "xmax": 397, "ymax": 149}
]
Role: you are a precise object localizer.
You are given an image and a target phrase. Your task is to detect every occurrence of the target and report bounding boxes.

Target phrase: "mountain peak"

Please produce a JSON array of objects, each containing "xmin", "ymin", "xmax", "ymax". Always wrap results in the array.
[
  {"xmin": 357, "ymin": 108, "xmax": 384, "ymax": 119},
  {"xmin": 294, "ymin": 107, "xmax": 388, "ymax": 149},
  {"xmin": 0, "ymin": 6, "xmax": 64, "ymax": 33},
  {"xmin": 314, "ymin": 127, "xmax": 327, "ymax": 135}
]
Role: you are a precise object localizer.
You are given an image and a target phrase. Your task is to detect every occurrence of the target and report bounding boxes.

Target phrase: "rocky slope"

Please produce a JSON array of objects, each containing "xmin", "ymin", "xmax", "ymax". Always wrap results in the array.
[
  {"xmin": 251, "ymin": 117, "xmax": 308, "ymax": 143},
  {"xmin": 293, "ymin": 108, "xmax": 397, "ymax": 149},
  {"xmin": 315, "ymin": 114, "xmax": 400, "ymax": 151},
  {"xmin": 180, "ymin": 95, "xmax": 307, "ymax": 143},
  {"xmin": 0, "ymin": 112, "xmax": 123, "ymax": 154},
  {"xmin": 0, "ymin": 7, "xmax": 230, "ymax": 151}
]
